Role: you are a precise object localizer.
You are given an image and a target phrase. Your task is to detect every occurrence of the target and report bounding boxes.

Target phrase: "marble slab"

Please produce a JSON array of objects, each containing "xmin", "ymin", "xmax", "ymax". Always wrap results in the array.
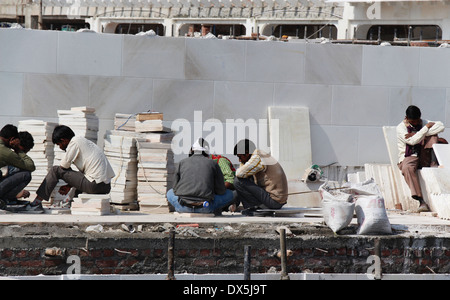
[
  {"xmin": 362, "ymin": 45, "xmax": 420, "ymax": 87},
  {"xmin": 245, "ymin": 40, "xmax": 305, "ymax": 83},
  {"xmin": 185, "ymin": 38, "xmax": 245, "ymax": 81},
  {"xmin": 0, "ymin": 29, "xmax": 57, "ymax": 74},
  {"xmin": 213, "ymin": 81, "xmax": 274, "ymax": 122},
  {"xmin": 268, "ymin": 106, "xmax": 312, "ymax": 180},
  {"xmin": 305, "ymin": 44, "xmax": 362, "ymax": 85},
  {"xmin": 433, "ymin": 144, "xmax": 450, "ymax": 168},
  {"xmin": 22, "ymin": 74, "xmax": 90, "ymax": 117},
  {"xmin": 89, "ymin": 76, "xmax": 153, "ymax": 118},
  {"xmin": 57, "ymin": 31, "xmax": 122, "ymax": 76},
  {"xmin": 331, "ymin": 85, "xmax": 390, "ymax": 126},
  {"xmin": 0, "ymin": 72, "xmax": 23, "ymax": 116},
  {"xmin": 122, "ymin": 36, "xmax": 185, "ymax": 79},
  {"xmin": 273, "ymin": 83, "xmax": 332, "ymax": 125},
  {"xmin": 152, "ymin": 79, "xmax": 214, "ymax": 121}
]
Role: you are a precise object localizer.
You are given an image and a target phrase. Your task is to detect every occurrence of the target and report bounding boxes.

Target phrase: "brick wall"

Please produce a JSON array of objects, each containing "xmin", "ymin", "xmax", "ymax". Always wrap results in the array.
[{"xmin": 0, "ymin": 232, "xmax": 448, "ymax": 276}]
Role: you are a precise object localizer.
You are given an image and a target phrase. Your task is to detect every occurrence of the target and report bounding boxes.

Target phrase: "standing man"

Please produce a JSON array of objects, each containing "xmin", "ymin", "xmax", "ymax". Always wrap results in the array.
[
  {"xmin": 26, "ymin": 125, "xmax": 115, "ymax": 212},
  {"xmin": 0, "ymin": 125, "xmax": 35, "ymax": 209},
  {"xmin": 233, "ymin": 139, "xmax": 288, "ymax": 214},
  {"xmin": 397, "ymin": 105, "xmax": 445, "ymax": 212},
  {"xmin": 167, "ymin": 138, "xmax": 234, "ymax": 215}
]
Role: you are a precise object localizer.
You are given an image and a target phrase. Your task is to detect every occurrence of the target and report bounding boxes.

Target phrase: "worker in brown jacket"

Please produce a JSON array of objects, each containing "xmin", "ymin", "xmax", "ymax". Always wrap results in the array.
[{"xmin": 233, "ymin": 139, "xmax": 288, "ymax": 214}]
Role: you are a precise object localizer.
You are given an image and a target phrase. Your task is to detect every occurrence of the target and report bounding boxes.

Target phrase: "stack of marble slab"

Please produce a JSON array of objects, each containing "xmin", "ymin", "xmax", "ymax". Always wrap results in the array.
[
  {"xmin": 418, "ymin": 144, "xmax": 450, "ymax": 219},
  {"xmin": 103, "ymin": 130, "xmax": 138, "ymax": 209},
  {"xmin": 136, "ymin": 141, "xmax": 174, "ymax": 213},
  {"xmin": 114, "ymin": 113, "xmax": 136, "ymax": 131},
  {"xmin": 71, "ymin": 193, "xmax": 111, "ymax": 216},
  {"xmin": 57, "ymin": 106, "xmax": 99, "ymax": 144},
  {"xmin": 135, "ymin": 112, "xmax": 171, "ymax": 133},
  {"xmin": 17, "ymin": 120, "xmax": 57, "ymax": 195},
  {"xmin": 133, "ymin": 112, "xmax": 173, "ymax": 212}
]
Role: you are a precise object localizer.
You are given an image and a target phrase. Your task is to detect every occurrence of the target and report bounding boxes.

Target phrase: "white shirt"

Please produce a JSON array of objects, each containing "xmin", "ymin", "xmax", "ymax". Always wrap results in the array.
[
  {"xmin": 396, "ymin": 119, "xmax": 445, "ymax": 163},
  {"xmin": 60, "ymin": 136, "xmax": 115, "ymax": 184}
]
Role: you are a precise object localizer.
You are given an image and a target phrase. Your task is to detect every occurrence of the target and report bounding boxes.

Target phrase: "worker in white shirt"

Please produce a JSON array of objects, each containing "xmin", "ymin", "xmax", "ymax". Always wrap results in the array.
[
  {"xmin": 25, "ymin": 125, "xmax": 115, "ymax": 213},
  {"xmin": 396, "ymin": 105, "xmax": 445, "ymax": 212}
]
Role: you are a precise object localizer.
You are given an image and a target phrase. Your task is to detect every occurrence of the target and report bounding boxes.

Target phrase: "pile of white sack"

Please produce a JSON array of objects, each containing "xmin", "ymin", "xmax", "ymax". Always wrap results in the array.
[{"xmin": 320, "ymin": 179, "xmax": 392, "ymax": 235}]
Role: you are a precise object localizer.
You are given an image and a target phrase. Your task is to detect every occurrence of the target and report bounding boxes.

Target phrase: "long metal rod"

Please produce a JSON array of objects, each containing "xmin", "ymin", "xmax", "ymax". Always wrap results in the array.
[
  {"xmin": 166, "ymin": 228, "xmax": 175, "ymax": 280},
  {"xmin": 280, "ymin": 228, "xmax": 290, "ymax": 280},
  {"xmin": 244, "ymin": 245, "xmax": 251, "ymax": 280}
]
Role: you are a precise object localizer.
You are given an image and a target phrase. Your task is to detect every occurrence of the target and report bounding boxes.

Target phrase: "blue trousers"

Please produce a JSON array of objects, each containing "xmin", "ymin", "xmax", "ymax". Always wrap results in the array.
[
  {"xmin": 167, "ymin": 189, "xmax": 234, "ymax": 214},
  {"xmin": 0, "ymin": 170, "xmax": 31, "ymax": 203}
]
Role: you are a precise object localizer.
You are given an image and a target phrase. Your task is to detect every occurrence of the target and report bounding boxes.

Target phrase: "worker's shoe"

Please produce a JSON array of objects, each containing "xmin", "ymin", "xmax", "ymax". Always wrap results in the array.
[
  {"xmin": 21, "ymin": 203, "xmax": 44, "ymax": 214},
  {"xmin": 417, "ymin": 203, "xmax": 430, "ymax": 213}
]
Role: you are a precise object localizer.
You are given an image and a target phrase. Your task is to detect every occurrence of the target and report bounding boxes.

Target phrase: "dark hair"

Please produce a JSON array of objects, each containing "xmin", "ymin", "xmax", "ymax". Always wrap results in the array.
[
  {"xmin": 52, "ymin": 125, "xmax": 75, "ymax": 144},
  {"xmin": 18, "ymin": 131, "xmax": 34, "ymax": 151},
  {"xmin": 0, "ymin": 124, "xmax": 19, "ymax": 139},
  {"xmin": 406, "ymin": 105, "xmax": 421, "ymax": 120},
  {"xmin": 233, "ymin": 139, "xmax": 256, "ymax": 155}
]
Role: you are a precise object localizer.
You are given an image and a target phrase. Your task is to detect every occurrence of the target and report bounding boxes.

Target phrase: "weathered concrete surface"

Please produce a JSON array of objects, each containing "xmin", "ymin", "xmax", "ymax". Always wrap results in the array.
[{"xmin": 0, "ymin": 211, "xmax": 448, "ymax": 276}]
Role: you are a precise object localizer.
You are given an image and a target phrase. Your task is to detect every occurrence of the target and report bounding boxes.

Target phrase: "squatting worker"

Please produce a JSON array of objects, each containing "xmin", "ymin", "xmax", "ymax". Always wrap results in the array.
[
  {"xmin": 167, "ymin": 137, "xmax": 234, "ymax": 215},
  {"xmin": 397, "ymin": 105, "xmax": 445, "ymax": 212},
  {"xmin": 233, "ymin": 139, "xmax": 288, "ymax": 214},
  {"xmin": 25, "ymin": 125, "xmax": 115, "ymax": 213},
  {"xmin": 0, "ymin": 125, "xmax": 35, "ymax": 209}
]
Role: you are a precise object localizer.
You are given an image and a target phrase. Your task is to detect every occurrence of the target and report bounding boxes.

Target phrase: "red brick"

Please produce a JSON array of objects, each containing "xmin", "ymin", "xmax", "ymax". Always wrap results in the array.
[
  {"xmin": 200, "ymin": 249, "xmax": 210, "ymax": 256},
  {"xmin": 194, "ymin": 258, "xmax": 216, "ymax": 267},
  {"xmin": 103, "ymin": 249, "xmax": 115, "ymax": 257},
  {"xmin": 96, "ymin": 259, "xmax": 119, "ymax": 268},
  {"xmin": 20, "ymin": 260, "xmax": 43, "ymax": 268}
]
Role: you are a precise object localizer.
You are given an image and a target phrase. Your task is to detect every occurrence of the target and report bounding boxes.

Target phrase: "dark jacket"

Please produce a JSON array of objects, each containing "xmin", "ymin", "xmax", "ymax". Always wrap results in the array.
[{"xmin": 173, "ymin": 153, "xmax": 226, "ymax": 203}]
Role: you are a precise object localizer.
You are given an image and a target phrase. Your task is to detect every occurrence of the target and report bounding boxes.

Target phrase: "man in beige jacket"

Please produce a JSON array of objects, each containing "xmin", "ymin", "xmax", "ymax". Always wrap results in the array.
[
  {"xmin": 233, "ymin": 139, "xmax": 288, "ymax": 214},
  {"xmin": 397, "ymin": 105, "xmax": 445, "ymax": 212}
]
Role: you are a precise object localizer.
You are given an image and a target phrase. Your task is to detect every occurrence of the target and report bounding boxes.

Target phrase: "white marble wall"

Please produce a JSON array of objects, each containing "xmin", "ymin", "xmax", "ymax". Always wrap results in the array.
[{"xmin": 2, "ymin": 28, "xmax": 450, "ymax": 172}]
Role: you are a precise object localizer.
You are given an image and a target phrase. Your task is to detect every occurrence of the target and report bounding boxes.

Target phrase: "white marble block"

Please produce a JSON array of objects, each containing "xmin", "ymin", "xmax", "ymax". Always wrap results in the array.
[{"xmin": 268, "ymin": 106, "xmax": 312, "ymax": 180}]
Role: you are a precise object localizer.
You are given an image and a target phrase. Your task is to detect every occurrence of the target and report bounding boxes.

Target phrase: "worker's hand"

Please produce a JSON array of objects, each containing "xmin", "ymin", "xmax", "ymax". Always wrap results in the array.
[
  {"xmin": 426, "ymin": 122, "xmax": 435, "ymax": 129},
  {"xmin": 405, "ymin": 132, "xmax": 416, "ymax": 139},
  {"xmin": 58, "ymin": 185, "xmax": 72, "ymax": 195},
  {"xmin": 9, "ymin": 137, "xmax": 21, "ymax": 152}
]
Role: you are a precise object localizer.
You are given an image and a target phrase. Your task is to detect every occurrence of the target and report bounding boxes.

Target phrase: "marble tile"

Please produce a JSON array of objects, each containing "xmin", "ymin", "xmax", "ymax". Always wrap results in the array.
[
  {"xmin": 22, "ymin": 73, "xmax": 89, "ymax": 117},
  {"xmin": 331, "ymin": 85, "xmax": 390, "ymax": 126},
  {"xmin": 362, "ymin": 45, "xmax": 420, "ymax": 87},
  {"xmin": 89, "ymin": 76, "xmax": 153, "ymax": 119},
  {"xmin": 213, "ymin": 81, "xmax": 274, "ymax": 122},
  {"xmin": 57, "ymin": 32, "xmax": 122, "ymax": 76},
  {"xmin": 389, "ymin": 87, "xmax": 446, "ymax": 125},
  {"xmin": 122, "ymin": 36, "xmax": 185, "ymax": 79},
  {"xmin": 305, "ymin": 44, "xmax": 362, "ymax": 85},
  {"xmin": 245, "ymin": 41, "xmax": 305, "ymax": 83},
  {"xmin": 152, "ymin": 79, "xmax": 214, "ymax": 121},
  {"xmin": 268, "ymin": 106, "xmax": 312, "ymax": 179},
  {"xmin": 310, "ymin": 125, "xmax": 359, "ymax": 166},
  {"xmin": 0, "ymin": 72, "xmax": 23, "ymax": 116},
  {"xmin": 357, "ymin": 126, "xmax": 390, "ymax": 165},
  {"xmin": 0, "ymin": 29, "xmax": 57, "ymax": 74},
  {"xmin": 185, "ymin": 39, "xmax": 245, "ymax": 81},
  {"xmin": 419, "ymin": 48, "xmax": 450, "ymax": 87},
  {"xmin": 273, "ymin": 83, "xmax": 332, "ymax": 125}
]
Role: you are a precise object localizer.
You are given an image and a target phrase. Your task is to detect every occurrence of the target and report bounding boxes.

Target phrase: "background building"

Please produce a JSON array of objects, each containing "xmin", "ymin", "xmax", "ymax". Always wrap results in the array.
[{"xmin": 1, "ymin": 1, "xmax": 448, "ymax": 43}]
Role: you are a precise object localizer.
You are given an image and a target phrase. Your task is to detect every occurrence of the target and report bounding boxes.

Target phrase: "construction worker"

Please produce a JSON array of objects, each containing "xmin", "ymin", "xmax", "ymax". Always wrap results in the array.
[
  {"xmin": 233, "ymin": 139, "xmax": 288, "ymax": 214},
  {"xmin": 0, "ymin": 125, "xmax": 35, "ymax": 209},
  {"xmin": 397, "ymin": 105, "xmax": 445, "ymax": 212}
]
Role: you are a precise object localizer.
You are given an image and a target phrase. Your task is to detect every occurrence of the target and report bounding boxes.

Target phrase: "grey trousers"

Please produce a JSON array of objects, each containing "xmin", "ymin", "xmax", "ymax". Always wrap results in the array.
[
  {"xmin": 36, "ymin": 166, "xmax": 111, "ymax": 201},
  {"xmin": 234, "ymin": 176, "xmax": 283, "ymax": 209},
  {"xmin": 0, "ymin": 170, "xmax": 31, "ymax": 202}
]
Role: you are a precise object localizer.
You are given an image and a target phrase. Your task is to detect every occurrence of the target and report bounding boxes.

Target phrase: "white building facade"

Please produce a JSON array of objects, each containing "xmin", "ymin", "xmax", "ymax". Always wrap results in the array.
[{"xmin": 2, "ymin": 0, "xmax": 450, "ymax": 41}]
